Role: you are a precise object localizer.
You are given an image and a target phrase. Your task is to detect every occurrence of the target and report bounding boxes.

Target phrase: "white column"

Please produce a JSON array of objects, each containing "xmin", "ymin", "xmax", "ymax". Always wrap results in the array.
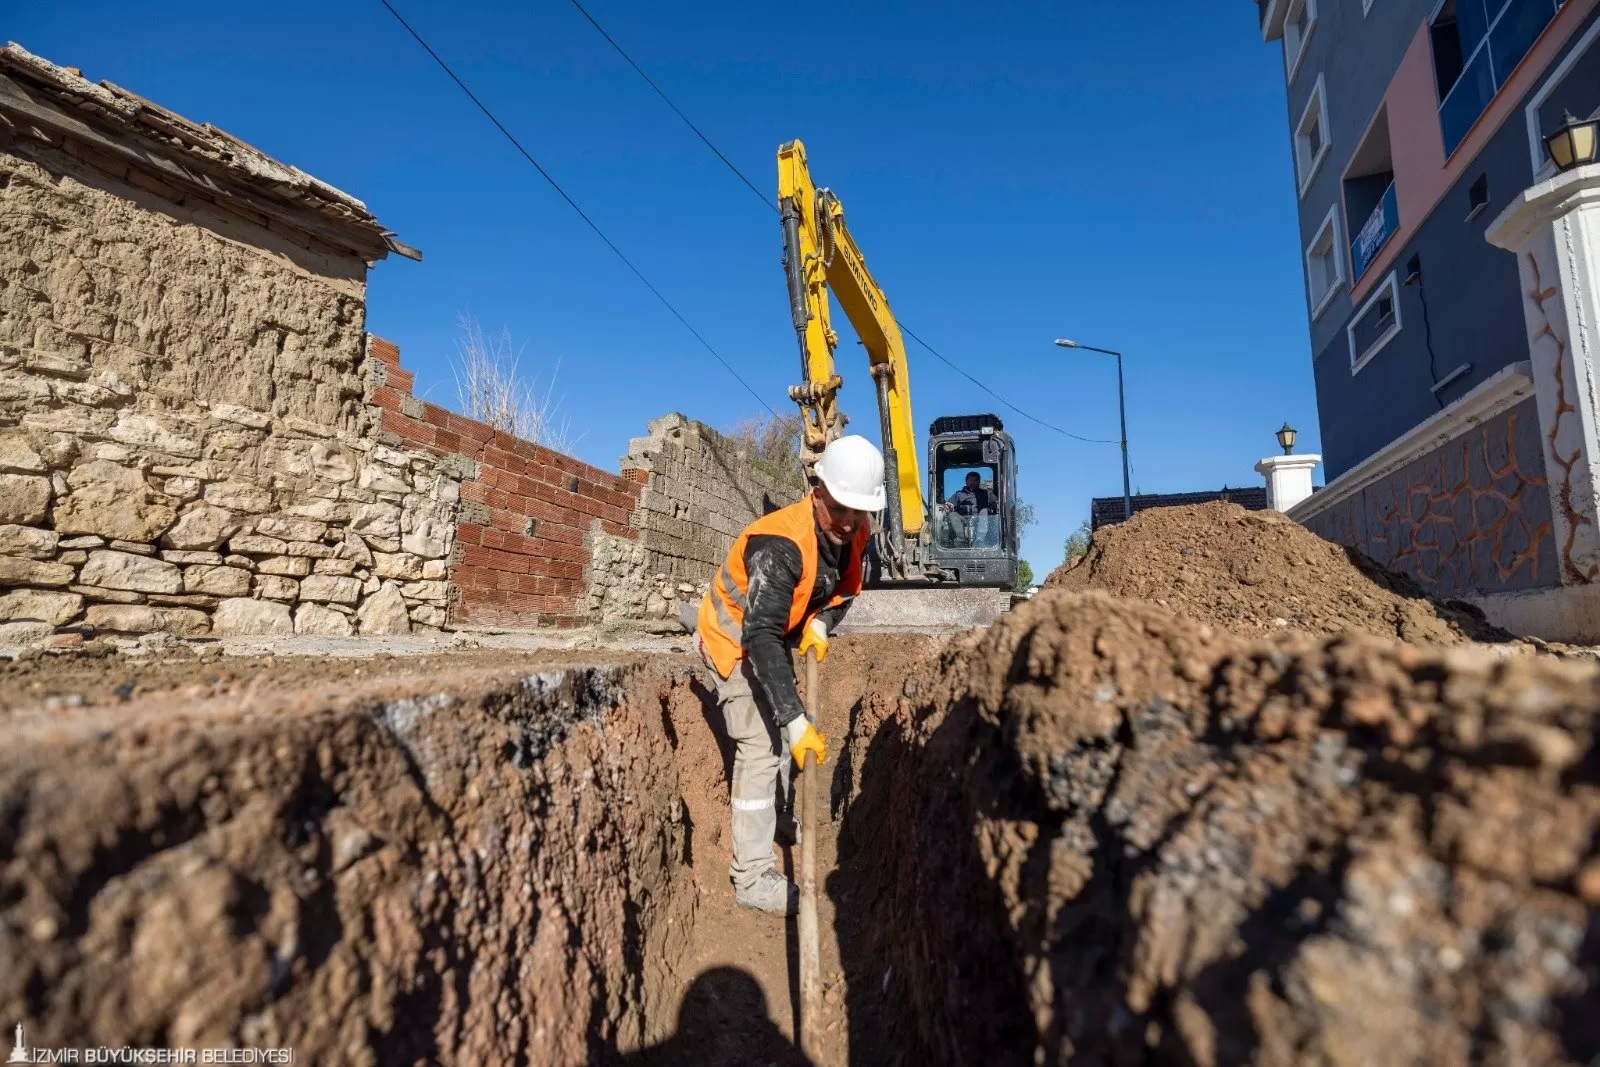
[
  {"xmin": 1486, "ymin": 163, "xmax": 1600, "ymax": 585},
  {"xmin": 1254, "ymin": 454, "xmax": 1321, "ymax": 512}
]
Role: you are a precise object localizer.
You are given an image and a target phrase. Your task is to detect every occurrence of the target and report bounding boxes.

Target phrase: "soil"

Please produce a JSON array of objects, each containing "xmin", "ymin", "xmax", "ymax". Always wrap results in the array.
[
  {"xmin": 1045, "ymin": 502, "xmax": 1535, "ymax": 647},
  {"xmin": 0, "ymin": 647, "xmax": 703, "ymax": 1064},
  {"xmin": 6, "ymin": 575, "xmax": 1598, "ymax": 1065},
  {"xmin": 0, "ymin": 634, "xmax": 939, "ymax": 1066},
  {"xmin": 0, "ymin": 640, "xmax": 668, "ymax": 716},
  {"xmin": 840, "ymin": 590, "xmax": 1600, "ymax": 1066}
]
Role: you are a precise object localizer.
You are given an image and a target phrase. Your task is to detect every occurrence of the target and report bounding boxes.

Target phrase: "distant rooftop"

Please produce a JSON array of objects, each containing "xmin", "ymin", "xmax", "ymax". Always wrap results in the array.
[
  {"xmin": 1089, "ymin": 486, "xmax": 1271, "ymax": 531},
  {"xmin": 0, "ymin": 42, "xmax": 416, "ymax": 262}
]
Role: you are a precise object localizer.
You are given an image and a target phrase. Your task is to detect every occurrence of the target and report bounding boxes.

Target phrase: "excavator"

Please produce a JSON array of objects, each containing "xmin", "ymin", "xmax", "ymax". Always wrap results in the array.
[{"xmin": 777, "ymin": 139, "xmax": 1020, "ymax": 630}]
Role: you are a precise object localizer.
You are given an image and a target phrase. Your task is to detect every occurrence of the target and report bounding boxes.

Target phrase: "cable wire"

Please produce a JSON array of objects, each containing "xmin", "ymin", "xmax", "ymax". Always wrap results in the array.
[
  {"xmin": 1414, "ymin": 268, "xmax": 1447, "ymax": 411},
  {"xmin": 566, "ymin": 0, "xmax": 1115, "ymax": 446},
  {"xmin": 568, "ymin": 0, "xmax": 777, "ymax": 214},
  {"xmin": 377, "ymin": 0, "xmax": 780, "ymax": 416},
  {"xmin": 895, "ymin": 323, "xmax": 1119, "ymax": 444}
]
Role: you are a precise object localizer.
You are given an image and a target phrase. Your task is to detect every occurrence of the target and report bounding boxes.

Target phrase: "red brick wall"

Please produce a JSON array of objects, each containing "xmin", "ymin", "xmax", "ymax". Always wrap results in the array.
[{"xmin": 364, "ymin": 335, "xmax": 641, "ymax": 628}]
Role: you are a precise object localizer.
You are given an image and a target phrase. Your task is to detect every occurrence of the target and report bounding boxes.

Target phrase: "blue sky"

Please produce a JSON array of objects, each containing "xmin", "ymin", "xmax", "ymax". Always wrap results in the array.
[{"xmin": 10, "ymin": 0, "xmax": 1317, "ymax": 573}]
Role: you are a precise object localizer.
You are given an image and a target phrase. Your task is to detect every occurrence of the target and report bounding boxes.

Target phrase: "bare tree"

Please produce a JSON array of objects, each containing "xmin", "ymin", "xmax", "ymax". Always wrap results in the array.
[
  {"xmin": 725, "ymin": 410, "xmax": 807, "ymax": 495},
  {"xmin": 449, "ymin": 312, "xmax": 578, "ymax": 453}
]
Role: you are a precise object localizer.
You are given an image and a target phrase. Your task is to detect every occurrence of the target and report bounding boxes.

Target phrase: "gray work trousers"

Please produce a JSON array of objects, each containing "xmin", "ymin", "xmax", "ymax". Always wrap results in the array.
[{"xmin": 713, "ymin": 657, "xmax": 792, "ymax": 890}]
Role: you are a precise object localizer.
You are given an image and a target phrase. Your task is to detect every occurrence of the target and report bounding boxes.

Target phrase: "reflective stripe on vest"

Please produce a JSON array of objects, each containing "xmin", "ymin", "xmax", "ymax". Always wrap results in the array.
[{"xmin": 696, "ymin": 492, "xmax": 868, "ymax": 680}]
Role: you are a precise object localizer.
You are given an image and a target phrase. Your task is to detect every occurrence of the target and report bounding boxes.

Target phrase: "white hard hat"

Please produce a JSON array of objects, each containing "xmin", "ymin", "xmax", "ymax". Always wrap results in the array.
[{"xmin": 814, "ymin": 434, "xmax": 886, "ymax": 511}]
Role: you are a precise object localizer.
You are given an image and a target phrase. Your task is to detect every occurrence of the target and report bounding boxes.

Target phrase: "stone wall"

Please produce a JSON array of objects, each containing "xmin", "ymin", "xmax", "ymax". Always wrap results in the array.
[
  {"xmin": 0, "ymin": 50, "xmax": 449, "ymax": 641},
  {"xmin": 592, "ymin": 414, "xmax": 804, "ymax": 621}
]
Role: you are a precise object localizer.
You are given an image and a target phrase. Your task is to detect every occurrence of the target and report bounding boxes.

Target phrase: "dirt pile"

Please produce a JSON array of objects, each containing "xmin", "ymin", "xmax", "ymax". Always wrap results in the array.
[
  {"xmin": 0, "ymin": 656, "xmax": 702, "ymax": 1063},
  {"xmin": 1046, "ymin": 502, "xmax": 1520, "ymax": 646},
  {"xmin": 840, "ymin": 591, "xmax": 1600, "ymax": 1066}
]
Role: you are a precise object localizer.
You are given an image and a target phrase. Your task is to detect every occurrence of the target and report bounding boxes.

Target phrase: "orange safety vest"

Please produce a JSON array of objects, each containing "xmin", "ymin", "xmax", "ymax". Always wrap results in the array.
[{"xmin": 697, "ymin": 492, "xmax": 868, "ymax": 680}]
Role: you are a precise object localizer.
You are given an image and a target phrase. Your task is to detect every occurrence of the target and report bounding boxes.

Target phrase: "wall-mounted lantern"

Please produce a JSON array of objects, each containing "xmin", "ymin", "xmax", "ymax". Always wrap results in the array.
[{"xmin": 1544, "ymin": 111, "xmax": 1598, "ymax": 173}]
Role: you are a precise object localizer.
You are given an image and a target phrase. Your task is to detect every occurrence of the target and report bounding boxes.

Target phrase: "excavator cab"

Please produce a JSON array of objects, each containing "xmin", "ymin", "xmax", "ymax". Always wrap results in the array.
[{"xmin": 923, "ymin": 414, "xmax": 1019, "ymax": 589}]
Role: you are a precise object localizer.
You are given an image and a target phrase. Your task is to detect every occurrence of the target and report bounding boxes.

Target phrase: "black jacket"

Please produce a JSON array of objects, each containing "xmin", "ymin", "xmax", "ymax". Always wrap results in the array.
[{"xmin": 738, "ymin": 518, "xmax": 854, "ymax": 728}]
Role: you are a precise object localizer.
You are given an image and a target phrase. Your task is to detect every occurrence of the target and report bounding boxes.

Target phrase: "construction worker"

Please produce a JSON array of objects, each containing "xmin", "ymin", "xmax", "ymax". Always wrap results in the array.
[{"xmin": 695, "ymin": 434, "xmax": 883, "ymax": 914}]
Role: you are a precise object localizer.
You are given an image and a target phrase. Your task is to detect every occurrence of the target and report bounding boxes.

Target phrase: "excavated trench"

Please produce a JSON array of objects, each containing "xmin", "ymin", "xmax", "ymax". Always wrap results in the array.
[
  {"xmin": 0, "ymin": 638, "xmax": 931, "ymax": 1066},
  {"xmin": 2, "ymin": 590, "xmax": 1599, "ymax": 1066}
]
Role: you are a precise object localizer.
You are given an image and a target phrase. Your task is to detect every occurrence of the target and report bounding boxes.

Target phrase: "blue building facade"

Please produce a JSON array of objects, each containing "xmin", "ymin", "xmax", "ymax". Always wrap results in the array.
[
  {"xmin": 1261, "ymin": 0, "xmax": 1599, "ymax": 477},
  {"xmin": 1257, "ymin": 0, "xmax": 1600, "ymax": 627}
]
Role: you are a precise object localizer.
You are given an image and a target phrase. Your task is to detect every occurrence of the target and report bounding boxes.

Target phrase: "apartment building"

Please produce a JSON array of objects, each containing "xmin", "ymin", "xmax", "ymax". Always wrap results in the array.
[{"xmin": 1256, "ymin": 0, "xmax": 1600, "ymax": 637}]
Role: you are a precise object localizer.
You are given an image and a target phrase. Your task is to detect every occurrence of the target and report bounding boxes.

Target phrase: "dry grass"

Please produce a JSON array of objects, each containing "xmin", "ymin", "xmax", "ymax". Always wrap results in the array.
[
  {"xmin": 725, "ymin": 410, "xmax": 807, "ymax": 495},
  {"xmin": 449, "ymin": 312, "xmax": 578, "ymax": 453}
]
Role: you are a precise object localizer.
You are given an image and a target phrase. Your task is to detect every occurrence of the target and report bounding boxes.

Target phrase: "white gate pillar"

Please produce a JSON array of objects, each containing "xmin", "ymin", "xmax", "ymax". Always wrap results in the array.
[
  {"xmin": 1254, "ymin": 453, "xmax": 1321, "ymax": 512},
  {"xmin": 1487, "ymin": 163, "xmax": 1600, "ymax": 584}
]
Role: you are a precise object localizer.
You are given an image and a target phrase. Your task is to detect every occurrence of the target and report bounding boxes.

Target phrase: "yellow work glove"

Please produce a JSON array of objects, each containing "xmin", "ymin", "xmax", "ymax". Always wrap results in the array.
[
  {"xmin": 797, "ymin": 617, "xmax": 830, "ymax": 662},
  {"xmin": 782, "ymin": 715, "xmax": 828, "ymax": 767}
]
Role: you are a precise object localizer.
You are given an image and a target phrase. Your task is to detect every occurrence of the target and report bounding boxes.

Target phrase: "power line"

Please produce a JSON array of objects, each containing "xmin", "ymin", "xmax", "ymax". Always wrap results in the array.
[
  {"xmin": 377, "ymin": 0, "xmax": 779, "ymax": 417},
  {"xmin": 568, "ymin": 0, "xmax": 776, "ymax": 213},
  {"xmin": 895, "ymin": 324, "xmax": 1119, "ymax": 445},
  {"xmin": 566, "ymin": 0, "xmax": 1117, "ymax": 447}
]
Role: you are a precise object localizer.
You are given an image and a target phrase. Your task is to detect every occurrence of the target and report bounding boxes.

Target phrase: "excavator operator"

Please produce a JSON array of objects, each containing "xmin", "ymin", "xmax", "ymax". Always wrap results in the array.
[
  {"xmin": 695, "ymin": 435, "xmax": 884, "ymax": 914},
  {"xmin": 940, "ymin": 470, "xmax": 998, "ymax": 546}
]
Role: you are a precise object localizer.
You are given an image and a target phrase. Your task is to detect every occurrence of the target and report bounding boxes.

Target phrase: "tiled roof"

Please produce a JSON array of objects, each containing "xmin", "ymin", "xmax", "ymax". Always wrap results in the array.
[
  {"xmin": 1089, "ymin": 486, "xmax": 1270, "ymax": 531},
  {"xmin": 0, "ymin": 43, "xmax": 412, "ymax": 261}
]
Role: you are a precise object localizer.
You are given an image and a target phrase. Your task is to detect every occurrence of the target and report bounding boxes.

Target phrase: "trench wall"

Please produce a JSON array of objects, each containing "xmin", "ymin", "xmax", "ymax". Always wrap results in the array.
[{"xmin": 0, "ymin": 661, "xmax": 702, "ymax": 1061}]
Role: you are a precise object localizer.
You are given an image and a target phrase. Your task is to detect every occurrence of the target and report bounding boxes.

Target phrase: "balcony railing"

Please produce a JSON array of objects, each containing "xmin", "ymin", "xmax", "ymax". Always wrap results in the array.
[{"xmin": 1350, "ymin": 182, "xmax": 1398, "ymax": 281}]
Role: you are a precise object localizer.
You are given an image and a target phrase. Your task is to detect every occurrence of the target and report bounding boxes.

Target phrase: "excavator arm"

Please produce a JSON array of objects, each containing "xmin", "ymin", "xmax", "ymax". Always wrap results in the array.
[{"xmin": 778, "ymin": 139, "xmax": 925, "ymax": 564}]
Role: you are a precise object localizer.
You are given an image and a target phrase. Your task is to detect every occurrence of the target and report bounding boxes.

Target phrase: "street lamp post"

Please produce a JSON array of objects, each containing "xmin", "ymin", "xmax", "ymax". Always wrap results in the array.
[{"xmin": 1054, "ymin": 338, "xmax": 1131, "ymax": 520}]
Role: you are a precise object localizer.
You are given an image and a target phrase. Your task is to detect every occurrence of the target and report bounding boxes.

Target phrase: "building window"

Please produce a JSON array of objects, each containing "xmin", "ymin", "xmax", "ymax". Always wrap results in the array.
[
  {"xmin": 1432, "ymin": 0, "xmax": 1565, "ymax": 157},
  {"xmin": 1524, "ymin": 15, "xmax": 1599, "ymax": 177},
  {"xmin": 1349, "ymin": 271, "xmax": 1403, "ymax": 373},
  {"xmin": 1305, "ymin": 204, "xmax": 1345, "ymax": 320},
  {"xmin": 1467, "ymin": 173, "xmax": 1490, "ymax": 218},
  {"xmin": 1295, "ymin": 76, "xmax": 1330, "ymax": 197},
  {"xmin": 1284, "ymin": 0, "xmax": 1318, "ymax": 83}
]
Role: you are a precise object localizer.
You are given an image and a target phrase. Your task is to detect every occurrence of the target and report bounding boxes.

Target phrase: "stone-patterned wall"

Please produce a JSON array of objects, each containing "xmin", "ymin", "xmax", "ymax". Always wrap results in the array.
[
  {"xmin": 364, "ymin": 338, "xmax": 643, "ymax": 629},
  {"xmin": 1300, "ymin": 397, "xmax": 1558, "ymax": 597},
  {"xmin": 593, "ymin": 414, "xmax": 804, "ymax": 621},
  {"xmin": 0, "ymin": 120, "xmax": 452, "ymax": 641}
]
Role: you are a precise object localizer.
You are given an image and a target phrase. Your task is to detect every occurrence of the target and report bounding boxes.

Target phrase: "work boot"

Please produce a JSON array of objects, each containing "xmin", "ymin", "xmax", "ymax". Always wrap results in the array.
[{"xmin": 735, "ymin": 869, "xmax": 797, "ymax": 915}]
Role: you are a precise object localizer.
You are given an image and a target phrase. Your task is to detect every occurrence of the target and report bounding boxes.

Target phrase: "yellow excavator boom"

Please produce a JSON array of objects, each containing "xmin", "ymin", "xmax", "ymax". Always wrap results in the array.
[{"xmin": 777, "ymin": 139, "xmax": 925, "ymax": 539}]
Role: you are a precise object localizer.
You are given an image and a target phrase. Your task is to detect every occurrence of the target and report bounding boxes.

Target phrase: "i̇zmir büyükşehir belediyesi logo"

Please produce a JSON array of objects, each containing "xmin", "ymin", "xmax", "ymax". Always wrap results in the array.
[{"xmin": 6, "ymin": 1022, "xmax": 294, "ymax": 1063}]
